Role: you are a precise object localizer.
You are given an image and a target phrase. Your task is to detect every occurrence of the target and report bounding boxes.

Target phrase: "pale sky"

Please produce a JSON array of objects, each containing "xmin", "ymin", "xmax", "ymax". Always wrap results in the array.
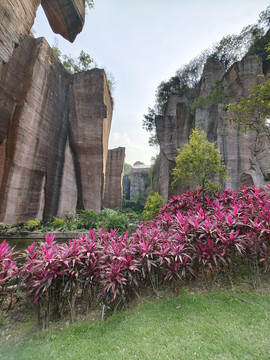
[{"xmin": 34, "ymin": 0, "xmax": 269, "ymax": 165}]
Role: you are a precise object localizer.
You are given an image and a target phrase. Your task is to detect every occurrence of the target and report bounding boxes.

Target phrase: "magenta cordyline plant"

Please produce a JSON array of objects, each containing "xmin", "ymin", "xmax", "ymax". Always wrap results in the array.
[
  {"xmin": 20, "ymin": 234, "xmax": 65, "ymax": 327},
  {"xmin": 0, "ymin": 240, "xmax": 18, "ymax": 289},
  {"xmin": 98, "ymin": 230, "xmax": 139, "ymax": 308},
  {"xmin": 0, "ymin": 240, "xmax": 18, "ymax": 311},
  {"xmin": 16, "ymin": 184, "xmax": 270, "ymax": 325},
  {"xmin": 139, "ymin": 185, "xmax": 270, "ymax": 289}
]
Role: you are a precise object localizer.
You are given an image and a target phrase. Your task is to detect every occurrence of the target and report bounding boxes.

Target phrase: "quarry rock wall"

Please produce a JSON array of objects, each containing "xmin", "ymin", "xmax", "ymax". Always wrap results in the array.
[
  {"xmin": 155, "ymin": 54, "xmax": 270, "ymax": 201},
  {"xmin": 0, "ymin": 36, "xmax": 115, "ymax": 223}
]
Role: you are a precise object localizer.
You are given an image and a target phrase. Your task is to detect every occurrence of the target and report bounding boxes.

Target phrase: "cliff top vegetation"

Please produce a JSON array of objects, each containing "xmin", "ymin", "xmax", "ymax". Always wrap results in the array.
[{"xmin": 143, "ymin": 6, "xmax": 270, "ymax": 146}]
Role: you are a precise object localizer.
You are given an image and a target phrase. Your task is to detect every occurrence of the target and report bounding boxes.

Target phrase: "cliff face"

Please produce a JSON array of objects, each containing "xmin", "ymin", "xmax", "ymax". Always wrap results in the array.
[
  {"xmin": 129, "ymin": 167, "xmax": 149, "ymax": 204},
  {"xmin": 155, "ymin": 55, "xmax": 270, "ymax": 201},
  {"xmin": 0, "ymin": 0, "xmax": 40, "ymax": 64},
  {"xmin": 0, "ymin": 36, "xmax": 114, "ymax": 223},
  {"xmin": 0, "ymin": 0, "xmax": 85, "ymax": 64},
  {"xmin": 69, "ymin": 69, "xmax": 113, "ymax": 212},
  {"xmin": 103, "ymin": 147, "xmax": 125, "ymax": 209}
]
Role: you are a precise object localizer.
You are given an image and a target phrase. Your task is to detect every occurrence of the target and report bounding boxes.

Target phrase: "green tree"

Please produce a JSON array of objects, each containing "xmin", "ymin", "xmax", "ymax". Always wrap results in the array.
[
  {"xmin": 62, "ymin": 50, "xmax": 95, "ymax": 74},
  {"xmin": 124, "ymin": 163, "xmax": 132, "ymax": 175},
  {"xmin": 133, "ymin": 161, "xmax": 145, "ymax": 167},
  {"xmin": 142, "ymin": 107, "xmax": 159, "ymax": 147},
  {"xmin": 225, "ymin": 74, "xmax": 270, "ymax": 135},
  {"xmin": 143, "ymin": 192, "xmax": 164, "ymax": 221},
  {"xmin": 172, "ymin": 128, "xmax": 227, "ymax": 194}
]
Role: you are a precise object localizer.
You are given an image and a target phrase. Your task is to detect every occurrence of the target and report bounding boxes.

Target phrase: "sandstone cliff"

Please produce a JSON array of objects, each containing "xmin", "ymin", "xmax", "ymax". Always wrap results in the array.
[
  {"xmin": 103, "ymin": 147, "xmax": 125, "ymax": 209},
  {"xmin": 129, "ymin": 167, "xmax": 149, "ymax": 204},
  {"xmin": 155, "ymin": 54, "xmax": 270, "ymax": 201},
  {"xmin": 0, "ymin": 0, "xmax": 85, "ymax": 64},
  {"xmin": 69, "ymin": 69, "xmax": 113, "ymax": 213},
  {"xmin": 0, "ymin": 36, "xmax": 114, "ymax": 223}
]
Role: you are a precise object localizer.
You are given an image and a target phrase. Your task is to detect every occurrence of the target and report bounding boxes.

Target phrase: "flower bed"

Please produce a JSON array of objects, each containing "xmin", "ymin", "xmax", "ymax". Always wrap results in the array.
[{"xmin": 1, "ymin": 185, "xmax": 270, "ymax": 328}]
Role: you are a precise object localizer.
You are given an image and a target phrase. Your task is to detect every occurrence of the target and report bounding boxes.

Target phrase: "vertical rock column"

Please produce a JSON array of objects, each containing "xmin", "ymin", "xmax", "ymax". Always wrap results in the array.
[
  {"xmin": 103, "ymin": 147, "xmax": 125, "ymax": 209},
  {"xmin": 69, "ymin": 69, "xmax": 113, "ymax": 212},
  {"xmin": 0, "ymin": 36, "xmax": 70, "ymax": 223}
]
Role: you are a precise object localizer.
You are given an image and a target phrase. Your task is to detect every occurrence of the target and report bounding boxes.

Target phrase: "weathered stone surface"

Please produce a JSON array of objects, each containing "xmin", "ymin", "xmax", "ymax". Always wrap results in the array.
[
  {"xmin": 0, "ymin": 0, "xmax": 40, "ymax": 64},
  {"xmin": 129, "ymin": 167, "xmax": 149, "ymax": 204},
  {"xmin": 0, "ymin": 37, "xmax": 69, "ymax": 223},
  {"xmin": 0, "ymin": 36, "xmax": 114, "ymax": 223},
  {"xmin": 69, "ymin": 69, "xmax": 113, "ymax": 213},
  {"xmin": 155, "ymin": 103, "xmax": 193, "ymax": 201},
  {"xmin": 154, "ymin": 54, "xmax": 270, "ymax": 201},
  {"xmin": 198, "ymin": 56, "xmax": 225, "ymax": 97},
  {"xmin": 0, "ymin": 0, "xmax": 86, "ymax": 65},
  {"xmin": 103, "ymin": 147, "xmax": 125, "ymax": 209},
  {"xmin": 41, "ymin": 0, "xmax": 85, "ymax": 42},
  {"xmin": 123, "ymin": 175, "xmax": 131, "ymax": 200},
  {"xmin": 57, "ymin": 140, "xmax": 78, "ymax": 218}
]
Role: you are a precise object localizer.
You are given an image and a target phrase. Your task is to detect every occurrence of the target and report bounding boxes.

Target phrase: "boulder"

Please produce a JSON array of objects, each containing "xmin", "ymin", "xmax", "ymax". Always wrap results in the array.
[{"xmin": 41, "ymin": 0, "xmax": 85, "ymax": 42}]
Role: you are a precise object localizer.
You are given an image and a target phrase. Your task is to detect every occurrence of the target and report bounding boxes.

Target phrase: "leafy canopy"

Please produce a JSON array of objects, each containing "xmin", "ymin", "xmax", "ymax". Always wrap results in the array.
[
  {"xmin": 225, "ymin": 73, "xmax": 270, "ymax": 135},
  {"xmin": 172, "ymin": 128, "xmax": 227, "ymax": 194},
  {"xmin": 124, "ymin": 163, "xmax": 132, "ymax": 176},
  {"xmin": 133, "ymin": 161, "xmax": 145, "ymax": 167}
]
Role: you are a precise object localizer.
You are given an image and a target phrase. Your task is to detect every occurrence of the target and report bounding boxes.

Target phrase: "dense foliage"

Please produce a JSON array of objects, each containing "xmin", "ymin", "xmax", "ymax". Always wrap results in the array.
[
  {"xmin": 225, "ymin": 74, "xmax": 270, "ymax": 135},
  {"xmin": 51, "ymin": 44, "xmax": 97, "ymax": 74},
  {"xmin": 1, "ymin": 185, "xmax": 270, "ymax": 327},
  {"xmin": 2, "ymin": 209, "xmax": 132, "ymax": 235},
  {"xmin": 51, "ymin": 43, "xmax": 115, "ymax": 93},
  {"xmin": 143, "ymin": 192, "xmax": 164, "ymax": 221},
  {"xmin": 172, "ymin": 128, "xmax": 227, "ymax": 194}
]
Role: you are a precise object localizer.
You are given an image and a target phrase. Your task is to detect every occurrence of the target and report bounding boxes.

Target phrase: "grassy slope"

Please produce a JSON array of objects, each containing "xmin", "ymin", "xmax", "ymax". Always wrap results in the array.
[{"xmin": 0, "ymin": 289, "xmax": 269, "ymax": 360}]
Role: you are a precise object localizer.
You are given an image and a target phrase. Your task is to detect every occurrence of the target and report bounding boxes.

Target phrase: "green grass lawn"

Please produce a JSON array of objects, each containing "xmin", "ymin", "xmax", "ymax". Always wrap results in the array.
[{"xmin": 0, "ymin": 289, "xmax": 269, "ymax": 360}]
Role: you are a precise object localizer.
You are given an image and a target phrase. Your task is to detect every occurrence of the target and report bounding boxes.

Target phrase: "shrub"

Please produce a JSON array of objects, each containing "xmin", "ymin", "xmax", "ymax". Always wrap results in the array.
[
  {"xmin": 104, "ymin": 211, "xmax": 130, "ymax": 234},
  {"xmin": 143, "ymin": 192, "xmax": 164, "ymax": 221},
  {"xmin": 0, "ymin": 223, "xmax": 6, "ymax": 231},
  {"xmin": 25, "ymin": 219, "xmax": 41, "ymax": 231},
  {"xmin": 3, "ymin": 185, "xmax": 270, "ymax": 326},
  {"xmin": 172, "ymin": 128, "xmax": 227, "ymax": 194},
  {"xmin": 77, "ymin": 209, "xmax": 99, "ymax": 230}
]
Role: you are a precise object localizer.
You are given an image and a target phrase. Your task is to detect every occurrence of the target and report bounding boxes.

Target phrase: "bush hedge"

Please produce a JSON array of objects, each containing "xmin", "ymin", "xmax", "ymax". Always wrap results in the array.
[{"xmin": 1, "ymin": 185, "xmax": 269, "ymax": 328}]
